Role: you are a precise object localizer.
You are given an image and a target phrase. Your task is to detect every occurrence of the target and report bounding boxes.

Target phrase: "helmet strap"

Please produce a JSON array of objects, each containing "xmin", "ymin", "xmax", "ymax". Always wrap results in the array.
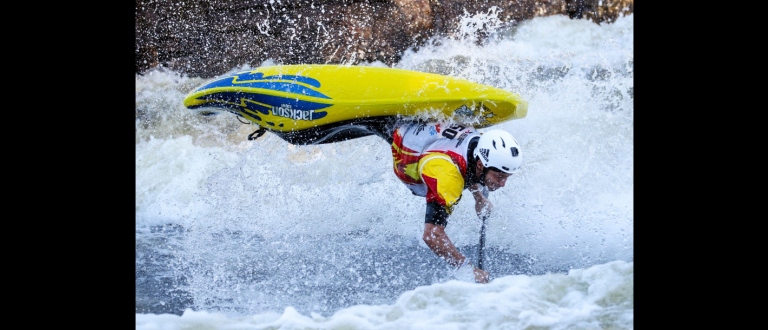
[
  {"xmin": 480, "ymin": 166, "xmax": 491, "ymax": 186},
  {"xmin": 470, "ymin": 156, "xmax": 489, "ymax": 186},
  {"xmin": 467, "ymin": 139, "xmax": 487, "ymax": 187}
]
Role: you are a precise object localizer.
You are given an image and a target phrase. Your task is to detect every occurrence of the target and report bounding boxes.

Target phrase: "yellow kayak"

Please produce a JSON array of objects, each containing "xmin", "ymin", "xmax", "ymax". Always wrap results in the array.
[{"xmin": 184, "ymin": 64, "xmax": 527, "ymax": 143}]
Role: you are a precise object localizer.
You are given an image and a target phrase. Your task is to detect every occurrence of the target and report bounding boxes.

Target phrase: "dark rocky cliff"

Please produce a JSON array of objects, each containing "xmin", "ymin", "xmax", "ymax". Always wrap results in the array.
[{"xmin": 135, "ymin": 0, "xmax": 633, "ymax": 78}]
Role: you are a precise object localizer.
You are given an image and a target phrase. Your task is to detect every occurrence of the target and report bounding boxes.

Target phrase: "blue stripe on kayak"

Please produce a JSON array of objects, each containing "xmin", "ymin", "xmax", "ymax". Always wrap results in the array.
[
  {"xmin": 187, "ymin": 92, "xmax": 330, "ymax": 120},
  {"xmin": 195, "ymin": 71, "xmax": 329, "ymax": 99}
]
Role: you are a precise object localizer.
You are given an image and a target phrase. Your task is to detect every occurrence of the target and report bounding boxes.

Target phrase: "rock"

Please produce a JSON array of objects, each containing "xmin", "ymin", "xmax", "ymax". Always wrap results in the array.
[{"xmin": 135, "ymin": 0, "xmax": 633, "ymax": 78}]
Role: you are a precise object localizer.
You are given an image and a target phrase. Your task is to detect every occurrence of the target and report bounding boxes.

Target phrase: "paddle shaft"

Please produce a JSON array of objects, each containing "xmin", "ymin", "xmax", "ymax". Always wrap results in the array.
[{"xmin": 477, "ymin": 216, "xmax": 488, "ymax": 270}]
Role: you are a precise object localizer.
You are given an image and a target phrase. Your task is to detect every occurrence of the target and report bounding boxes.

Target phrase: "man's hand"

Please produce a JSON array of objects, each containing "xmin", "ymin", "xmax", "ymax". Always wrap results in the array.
[
  {"xmin": 470, "ymin": 184, "xmax": 493, "ymax": 220},
  {"xmin": 475, "ymin": 198, "xmax": 493, "ymax": 220},
  {"xmin": 473, "ymin": 267, "xmax": 490, "ymax": 283}
]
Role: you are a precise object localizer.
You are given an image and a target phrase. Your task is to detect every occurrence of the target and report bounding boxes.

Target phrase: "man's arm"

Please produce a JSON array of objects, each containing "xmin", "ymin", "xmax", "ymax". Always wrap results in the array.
[
  {"xmin": 423, "ymin": 223, "xmax": 490, "ymax": 283},
  {"xmin": 418, "ymin": 157, "xmax": 490, "ymax": 282}
]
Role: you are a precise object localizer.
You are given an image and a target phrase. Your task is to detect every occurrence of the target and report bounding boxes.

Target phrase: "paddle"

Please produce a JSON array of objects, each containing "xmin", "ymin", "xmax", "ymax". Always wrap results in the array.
[{"xmin": 477, "ymin": 215, "xmax": 488, "ymax": 270}]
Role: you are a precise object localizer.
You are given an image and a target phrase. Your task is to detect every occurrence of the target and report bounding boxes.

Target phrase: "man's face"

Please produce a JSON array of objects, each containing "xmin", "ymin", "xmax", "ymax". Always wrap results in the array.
[
  {"xmin": 477, "ymin": 159, "xmax": 512, "ymax": 191},
  {"xmin": 484, "ymin": 169, "xmax": 511, "ymax": 191}
]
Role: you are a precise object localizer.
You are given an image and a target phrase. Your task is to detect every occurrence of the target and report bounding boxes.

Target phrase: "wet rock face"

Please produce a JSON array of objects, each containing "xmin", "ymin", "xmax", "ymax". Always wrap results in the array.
[{"xmin": 135, "ymin": 0, "xmax": 633, "ymax": 78}]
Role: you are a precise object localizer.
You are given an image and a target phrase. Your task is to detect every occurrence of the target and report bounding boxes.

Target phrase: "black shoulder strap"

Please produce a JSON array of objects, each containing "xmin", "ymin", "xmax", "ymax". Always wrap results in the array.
[{"xmin": 466, "ymin": 136, "xmax": 481, "ymax": 185}]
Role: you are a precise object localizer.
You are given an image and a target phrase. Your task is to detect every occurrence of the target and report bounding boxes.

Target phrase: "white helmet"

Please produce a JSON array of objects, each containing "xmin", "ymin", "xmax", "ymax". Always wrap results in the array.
[{"xmin": 473, "ymin": 129, "xmax": 522, "ymax": 173}]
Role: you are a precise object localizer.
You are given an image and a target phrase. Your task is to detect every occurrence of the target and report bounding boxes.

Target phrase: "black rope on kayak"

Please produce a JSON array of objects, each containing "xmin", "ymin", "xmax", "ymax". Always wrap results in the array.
[
  {"xmin": 236, "ymin": 116, "xmax": 250, "ymax": 125},
  {"xmin": 248, "ymin": 127, "xmax": 267, "ymax": 141}
]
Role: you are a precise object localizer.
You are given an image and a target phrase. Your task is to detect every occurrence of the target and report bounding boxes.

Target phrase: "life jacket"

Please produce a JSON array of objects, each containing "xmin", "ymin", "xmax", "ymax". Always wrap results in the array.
[{"xmin": 390, "ymin": 122, "xmax": 480, "ymax": 207}]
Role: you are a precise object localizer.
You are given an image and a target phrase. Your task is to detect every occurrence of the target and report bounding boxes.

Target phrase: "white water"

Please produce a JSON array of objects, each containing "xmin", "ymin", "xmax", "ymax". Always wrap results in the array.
[{"xmin": 136, "ymin": 12, "xmax": 633, "ymax": 330}]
